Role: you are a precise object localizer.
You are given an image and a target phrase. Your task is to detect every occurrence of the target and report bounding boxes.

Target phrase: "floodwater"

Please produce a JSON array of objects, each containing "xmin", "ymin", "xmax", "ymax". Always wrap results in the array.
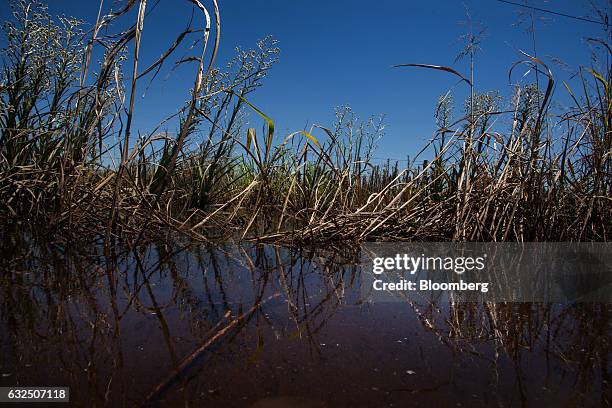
[{"xmin": 0, "ymin": 232, "xmax": 609, "ymax": 407}]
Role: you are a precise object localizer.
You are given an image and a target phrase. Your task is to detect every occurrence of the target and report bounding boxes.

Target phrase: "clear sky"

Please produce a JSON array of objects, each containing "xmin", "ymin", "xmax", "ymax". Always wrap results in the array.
[{"xmin": 3, "ymin": 0, "xmax": 609, "ymax": 161}]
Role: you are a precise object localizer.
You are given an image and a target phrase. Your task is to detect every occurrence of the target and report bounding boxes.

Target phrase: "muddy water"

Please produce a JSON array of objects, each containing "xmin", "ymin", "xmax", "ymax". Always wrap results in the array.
[{"xmin": 0, "ymin": 235, "xmax": 609, "ymax": 407}]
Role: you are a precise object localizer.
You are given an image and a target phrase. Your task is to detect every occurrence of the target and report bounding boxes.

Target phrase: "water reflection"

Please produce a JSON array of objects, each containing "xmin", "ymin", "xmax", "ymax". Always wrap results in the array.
[{"xmin": 0, "ymin": 231, "xmax": 609, "ymax": 407}]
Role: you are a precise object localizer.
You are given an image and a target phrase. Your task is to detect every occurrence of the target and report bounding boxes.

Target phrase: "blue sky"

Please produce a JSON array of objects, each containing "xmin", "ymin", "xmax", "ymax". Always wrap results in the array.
[{"xmin": 3, "ymin": 0, "xmax": 609, "ymax": 161}]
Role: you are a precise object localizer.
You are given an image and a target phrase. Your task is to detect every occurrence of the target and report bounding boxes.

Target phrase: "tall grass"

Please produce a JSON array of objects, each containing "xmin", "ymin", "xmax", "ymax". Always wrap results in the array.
[{"xmin": 1, "ymin": 0, "xmax": 610, "ymax": 244}]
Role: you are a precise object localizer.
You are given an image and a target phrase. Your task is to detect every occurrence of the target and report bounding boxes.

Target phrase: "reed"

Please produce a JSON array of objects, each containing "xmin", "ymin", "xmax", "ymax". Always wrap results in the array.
[{"xmin": 1, "ymin": 0, "xmax": 610, "ymax": 244}]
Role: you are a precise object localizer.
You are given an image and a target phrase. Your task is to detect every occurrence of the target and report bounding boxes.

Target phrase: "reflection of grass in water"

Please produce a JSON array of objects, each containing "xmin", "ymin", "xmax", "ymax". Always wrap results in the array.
[
  {"xmin": 0, "ymin": 235, "xmax": 609, "ymax": 405},
  {"xmin": 468, "ymin": 302, "xmax": 608, "ymax": 404},
  {"xmin": 0, "ymin": 0, "xmax": 609, "ymax": 405},
  {"xmin": 0, "ymin": 0, "xmax": 610, "ymax": 244}
]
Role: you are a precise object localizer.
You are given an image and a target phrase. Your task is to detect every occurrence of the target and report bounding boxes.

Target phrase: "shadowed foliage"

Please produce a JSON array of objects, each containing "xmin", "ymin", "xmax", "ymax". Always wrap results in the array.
[{"xmin": 0, "ymin": 0, "xmax": 610, "ymax": 245}]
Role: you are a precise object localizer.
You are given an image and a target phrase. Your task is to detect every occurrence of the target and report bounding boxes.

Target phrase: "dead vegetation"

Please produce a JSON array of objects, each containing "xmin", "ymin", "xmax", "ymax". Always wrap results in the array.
[{"xmin": 0, "ymin": 0, "xmax": 610, "ymax": 245}]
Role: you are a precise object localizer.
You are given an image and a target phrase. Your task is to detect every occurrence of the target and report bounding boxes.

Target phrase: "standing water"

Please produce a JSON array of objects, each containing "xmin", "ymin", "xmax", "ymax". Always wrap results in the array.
[{"xmin": 0, "ymin": 232, "xmax": 609, "ymax": 407}]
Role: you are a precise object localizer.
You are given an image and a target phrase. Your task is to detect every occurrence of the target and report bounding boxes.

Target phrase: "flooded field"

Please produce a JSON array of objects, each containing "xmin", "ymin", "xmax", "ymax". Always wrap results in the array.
[{"xmin": 0, "ymin": 233, "xmax": 609, "ymax": 407}]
